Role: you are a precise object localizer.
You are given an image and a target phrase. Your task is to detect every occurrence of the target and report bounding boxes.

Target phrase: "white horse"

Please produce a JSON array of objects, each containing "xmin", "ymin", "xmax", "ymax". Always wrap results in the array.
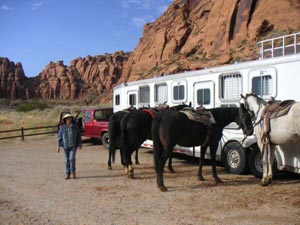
[{"xmin": 241, "ymin": 93, "xmax": 300, "ymax": 186}]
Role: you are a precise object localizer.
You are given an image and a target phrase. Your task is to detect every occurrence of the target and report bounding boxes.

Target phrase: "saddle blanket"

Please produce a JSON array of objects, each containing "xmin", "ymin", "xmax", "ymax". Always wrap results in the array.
[{"xmin": 180, "ymin": 109, "xmax": 215, "ymax": 125}]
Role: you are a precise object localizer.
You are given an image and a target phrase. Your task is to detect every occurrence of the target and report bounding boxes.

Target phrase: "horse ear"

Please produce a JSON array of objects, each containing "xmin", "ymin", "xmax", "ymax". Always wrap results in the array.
[
  {"xmin": 189, "ymin": 101, "xmax": 191, "ymax": 107},
  {"xmin": 240, "ymin": 94, "xmax": 245, "ymax": 99}
]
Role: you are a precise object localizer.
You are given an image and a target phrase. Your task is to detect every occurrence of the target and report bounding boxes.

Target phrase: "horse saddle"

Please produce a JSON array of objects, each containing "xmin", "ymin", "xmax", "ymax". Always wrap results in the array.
[
  {"xmin": 261, "ymin": 99, "xmax": 295, "ymax": 137},
  {"xmin": 180, "ymin": 107, "xmax": 215, "ymax": 125}
]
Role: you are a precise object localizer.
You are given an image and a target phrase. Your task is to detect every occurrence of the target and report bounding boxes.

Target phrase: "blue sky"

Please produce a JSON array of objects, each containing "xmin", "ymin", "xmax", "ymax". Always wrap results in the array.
[{"xmin": 0, "ymin": 0, "xmax": 173, "ymax": 77}]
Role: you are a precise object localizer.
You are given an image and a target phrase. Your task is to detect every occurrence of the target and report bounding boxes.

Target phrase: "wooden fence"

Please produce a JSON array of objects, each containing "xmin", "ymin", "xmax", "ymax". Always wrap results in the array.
[{"xmin": 0, "ymin": 125, "xmax": 58, "ymax": 141}]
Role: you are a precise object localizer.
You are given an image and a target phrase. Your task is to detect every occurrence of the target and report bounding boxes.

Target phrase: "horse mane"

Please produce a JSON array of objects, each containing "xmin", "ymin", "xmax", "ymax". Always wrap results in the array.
[
  {"xmin": 209, "ymin": 107, "xmax": 239, "ymax": 124},
  {"xmin": 245, "ymin": 93, "xmax": 267, "ymax": 105}
]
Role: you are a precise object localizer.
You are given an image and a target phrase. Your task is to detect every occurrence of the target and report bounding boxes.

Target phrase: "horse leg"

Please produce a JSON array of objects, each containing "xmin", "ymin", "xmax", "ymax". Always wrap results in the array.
[
  {"xmin": 210, "ymin": 143, "xmax": 223, "ymax": 183},
  {"xmin": 265, "ymin": 145, "xmax": 275, "ymax": 185},
  {"xmin": 135, "ymin": 149, "xmax": 140, "ymax": 165},
  {"xmin": 167, "ymin": 154, "xmax": 175, "ymax": 173},
  {"xmin": 261, "ymin": 144, "xmax": 270, "ymax": 186},
  {"xmin": 154, "ymin": 143, "xmax": 170, "ymax": 191},
  {"xmin": 157, "ymin": 150, "xmax": 171, "ymax": 192},
  {"xmin": 197, "ymin": 146, "xmax": 207, "ymax": 181},
  {"xmin": 107, "ymin": 144, "xmax": 114, "ymax": 170}
]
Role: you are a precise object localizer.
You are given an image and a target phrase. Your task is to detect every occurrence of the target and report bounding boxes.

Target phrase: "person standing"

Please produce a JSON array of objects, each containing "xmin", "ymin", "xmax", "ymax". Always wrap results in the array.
[{"xmin": 57, "ymin": 113, "xmax": 82, "ymax": 179}]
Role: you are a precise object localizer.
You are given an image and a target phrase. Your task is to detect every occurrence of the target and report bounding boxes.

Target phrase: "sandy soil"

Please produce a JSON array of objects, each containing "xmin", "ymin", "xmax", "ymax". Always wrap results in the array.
[{"xmin": 0, "ymin": 137, "xmax": 300, "ymax": 225}]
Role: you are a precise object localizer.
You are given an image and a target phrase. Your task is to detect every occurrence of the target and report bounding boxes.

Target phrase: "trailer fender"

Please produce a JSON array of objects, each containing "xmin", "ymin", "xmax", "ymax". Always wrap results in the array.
[{"xmin": 242, "ymin": 135, "xmax": 257, "ymax": 149}]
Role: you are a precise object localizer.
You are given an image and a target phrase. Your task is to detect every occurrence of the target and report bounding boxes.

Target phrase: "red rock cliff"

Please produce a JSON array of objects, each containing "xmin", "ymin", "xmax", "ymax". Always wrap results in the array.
[
  {"xmin": 120, "ymin": 0, "xmax": 300, "ymax": 82},
  {"xmin": 0, "ymin": 57, "xmax": 29, "ymax": 100}
]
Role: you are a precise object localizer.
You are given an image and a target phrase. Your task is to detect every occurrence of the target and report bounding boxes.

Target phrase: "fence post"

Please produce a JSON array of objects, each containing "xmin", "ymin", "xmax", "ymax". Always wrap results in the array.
[{"xmin": 21, "ymin": 127, "xmax": 24, "ymax": 141}]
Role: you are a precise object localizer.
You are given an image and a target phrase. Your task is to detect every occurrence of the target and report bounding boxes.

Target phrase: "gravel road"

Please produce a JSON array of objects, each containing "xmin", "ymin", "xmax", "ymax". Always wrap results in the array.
[{"xmin": 0, "ymin": 137, "xmax": 300, "ymax": 225}]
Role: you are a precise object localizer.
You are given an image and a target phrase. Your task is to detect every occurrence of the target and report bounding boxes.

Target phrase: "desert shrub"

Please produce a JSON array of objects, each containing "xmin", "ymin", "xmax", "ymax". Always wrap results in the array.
[{"xmin": 16, "ymin": 99, "xmax": 50, "ymax": 112}]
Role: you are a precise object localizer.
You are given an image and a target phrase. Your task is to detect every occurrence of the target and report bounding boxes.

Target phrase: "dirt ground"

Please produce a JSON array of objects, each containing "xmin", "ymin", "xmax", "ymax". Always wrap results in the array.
[{"xmin": 0, "ymin": 137, "xmax": 300, "ymax": 225}]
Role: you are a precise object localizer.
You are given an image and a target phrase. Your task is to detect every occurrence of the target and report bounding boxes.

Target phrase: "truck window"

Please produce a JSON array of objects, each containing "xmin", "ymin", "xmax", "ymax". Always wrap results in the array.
[
  {"xmin": 94, "ymin": 109, "xmax": 113, "ymax": 121},
  {"xmin": 85, "ymin": 111, "xmax": 92, "ymax": 123}
]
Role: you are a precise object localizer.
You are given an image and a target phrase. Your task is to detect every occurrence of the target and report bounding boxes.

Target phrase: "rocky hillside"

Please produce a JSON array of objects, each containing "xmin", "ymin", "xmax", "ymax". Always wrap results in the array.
[
  {"xmin": 33, "ymin": 51, "xmax": 130, "ymax": 103},
  {"xmin": 1, "ymin": 0, "xmax": 300, "ymax": 104},
  {"xmin": 120, "ymin": 0, "xmax": 300, "ymax": 82},
  {"xmin": 0, "ymin": 57, "xmax": 29, "ymax": 100}
]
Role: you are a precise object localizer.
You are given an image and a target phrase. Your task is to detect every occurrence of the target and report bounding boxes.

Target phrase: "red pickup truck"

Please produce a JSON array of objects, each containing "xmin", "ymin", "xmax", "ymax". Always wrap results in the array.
[{"xmin": 58, "ymin": 107, "xmax": 113, "ymax": 149}]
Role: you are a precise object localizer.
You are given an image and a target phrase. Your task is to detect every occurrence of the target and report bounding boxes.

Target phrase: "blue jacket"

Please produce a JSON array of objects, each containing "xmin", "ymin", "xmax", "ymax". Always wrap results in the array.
[{"xmin": 58, "ymin": 123, "xmax": 82, "ymax": 149}]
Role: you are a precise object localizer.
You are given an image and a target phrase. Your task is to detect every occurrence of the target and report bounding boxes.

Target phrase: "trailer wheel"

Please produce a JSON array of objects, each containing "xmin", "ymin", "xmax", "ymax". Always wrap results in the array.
[
  {"xmin": 248, "ymin": 145, "xmax": 278, "ymax": 178},
  {"xmin": 101, "ymin": 132, "xmax": 110, "ymax": 150},
  {"xmin": 222, "ymin": 141, "xmax": 249, "ymax": 174}
]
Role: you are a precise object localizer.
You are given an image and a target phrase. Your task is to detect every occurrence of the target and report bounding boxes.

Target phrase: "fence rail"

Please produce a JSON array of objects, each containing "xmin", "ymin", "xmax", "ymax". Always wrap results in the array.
[{"xmin": 0, "ymin": 125, "xmax": 58, "ymax": 141}]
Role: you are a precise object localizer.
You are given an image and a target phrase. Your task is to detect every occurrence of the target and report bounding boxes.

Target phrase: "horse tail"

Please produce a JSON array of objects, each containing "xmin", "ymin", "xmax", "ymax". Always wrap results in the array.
[
  {"xmin": 151, "ymin": 114, "xmax": 163, "ymax": 173},
  {"xmin": 120, "ymin": 113, "xmax": 130, "ymax": 166}
]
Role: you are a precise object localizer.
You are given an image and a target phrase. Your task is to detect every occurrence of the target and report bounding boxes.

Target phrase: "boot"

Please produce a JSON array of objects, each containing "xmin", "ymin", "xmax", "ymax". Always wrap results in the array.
[
  {"xmin": 65, "ymin": 175, "xmax": 70, "ymax": 180},
  {"xmin": 71, "ymin": 172, "xmax": 76, "ymax": 179}
]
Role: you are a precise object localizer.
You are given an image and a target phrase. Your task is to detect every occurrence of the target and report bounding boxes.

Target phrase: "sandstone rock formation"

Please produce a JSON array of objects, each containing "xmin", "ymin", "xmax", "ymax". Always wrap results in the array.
[
  {"xmin": 34, "ymin": 51, "xmax": 130, "ymax": 103},
  {"xmin": 1, "ymin": 0, "xmax": 300, "ymax": 104},
  {"xmin": 0, "ymin": 57, "xmax": 29, "ymax": 100},
  {"xmin": 120, "ymin": 0, "xmax": 300, "ymax": 83}
]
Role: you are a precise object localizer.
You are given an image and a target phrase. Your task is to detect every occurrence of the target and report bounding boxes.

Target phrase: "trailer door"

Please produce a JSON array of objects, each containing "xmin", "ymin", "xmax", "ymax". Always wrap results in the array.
[
  {"xmin": 127, "ymin": 90, "xmax": 138, "ymax": 108},
  {"xmin": 193, "ymin": 81, "xmax": 215, "ymax": 108}
]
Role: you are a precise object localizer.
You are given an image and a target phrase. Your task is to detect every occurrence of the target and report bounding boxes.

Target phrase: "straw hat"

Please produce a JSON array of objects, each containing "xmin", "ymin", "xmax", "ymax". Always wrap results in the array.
[{"xmin": 63, "ymin": 113, "xmax": 74, "ymax": 120}]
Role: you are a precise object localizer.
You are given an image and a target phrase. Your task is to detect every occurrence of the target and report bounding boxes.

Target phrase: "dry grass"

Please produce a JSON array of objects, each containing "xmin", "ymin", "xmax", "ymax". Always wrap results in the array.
[{"xmin": 0, "ymin": 99, "xmax": 112, "ymax": 139}]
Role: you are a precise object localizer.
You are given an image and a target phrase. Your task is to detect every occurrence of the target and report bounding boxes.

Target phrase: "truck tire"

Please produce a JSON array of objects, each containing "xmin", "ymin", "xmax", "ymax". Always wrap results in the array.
[
  {"xmin": 101, "ymin": 132, "xmax": 110, "ymax": 150},
  {"xmin": 222, "ymin": 141, "xmax": 249, "ymax": 174},
  {"xmin": 248, "ymin": 145, "xmax": 278, "ymax": 178}
]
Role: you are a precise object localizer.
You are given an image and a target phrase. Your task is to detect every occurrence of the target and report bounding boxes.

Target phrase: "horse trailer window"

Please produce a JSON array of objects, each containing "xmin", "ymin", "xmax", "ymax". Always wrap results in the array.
[
  {"xmin": 115, "ymin": 94, "xmax": 120, "ymax": 106},
  {"xmin": 173, "ymin": 85, "xmax": 185, "ymax": 101},
  {"xmin": 129, "ymin": 94, "xmax": 136, "ymax": 106},
  {"xmin": 197, "ymin": 89, "xmax": 210, "ymax": 105},
  {"xmin": 221, "ymin": 73, "xmax": 242, "ymax": 100},
  {"xmin": 252, "ymin": 75, "xmax": 273, "ymax": 96},
  {"xmin": 85, "ymin": 111, "xmax": 92, "ymax": 123},
  {"xmin": 139, "ymin": 86, "xmax": 150, "ymax": 105},
  {"xmin": 155, "ymin": 83, "xmax": 168, "ymax": 104}
]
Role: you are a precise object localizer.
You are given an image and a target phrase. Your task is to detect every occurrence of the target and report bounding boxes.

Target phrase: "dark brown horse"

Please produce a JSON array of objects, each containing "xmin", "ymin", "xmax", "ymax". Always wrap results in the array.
[
  {"xmin": 108, "ymin": 109, "xmax": 140, "ymax": 170},
  {"xmin": 151, "ymin": 104, "xmax": 253, "ymax": 191},
  {"xmin": 120, "ymin": 104, "xmax": 190, "ymax": 178}
]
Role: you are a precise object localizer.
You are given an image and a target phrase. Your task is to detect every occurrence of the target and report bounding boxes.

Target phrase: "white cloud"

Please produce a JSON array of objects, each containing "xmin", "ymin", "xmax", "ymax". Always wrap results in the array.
[
  {"xmin": 1, "ymin": 4, "xmax": 11, "ymax": 11},
  {"xmin": 31, "ymin": 1, "xmax": 44, "ymax": 11}
]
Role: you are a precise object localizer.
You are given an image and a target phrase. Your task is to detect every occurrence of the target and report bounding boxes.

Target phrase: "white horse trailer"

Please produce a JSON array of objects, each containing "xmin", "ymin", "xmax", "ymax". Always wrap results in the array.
[{"xmin": 113, "ymin": 32, "xmax": 300, "ymax": 177}]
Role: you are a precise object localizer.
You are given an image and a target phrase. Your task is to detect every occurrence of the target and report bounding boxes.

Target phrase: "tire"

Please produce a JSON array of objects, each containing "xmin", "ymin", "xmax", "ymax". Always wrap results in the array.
[
  {"xmin": 222, "ymin": 141, "xmax": 249, "ymax": 174},
  {"xmin": 248, "ymin": 144, "xmax": 278, "ymax": 178},
  {"xmin": 101, "ymin": 132, "xmax": 110, "ymax": 150}
]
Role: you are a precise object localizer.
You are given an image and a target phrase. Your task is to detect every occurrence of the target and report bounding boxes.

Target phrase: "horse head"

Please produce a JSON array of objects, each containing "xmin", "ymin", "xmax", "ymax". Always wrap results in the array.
[
  {"xmin": 240, "ymin": 93, "xmax": 267, "ymax": 120},
  {"xmin": 238, "ymin": 103, "xmax": 254, "ymax": 136}
]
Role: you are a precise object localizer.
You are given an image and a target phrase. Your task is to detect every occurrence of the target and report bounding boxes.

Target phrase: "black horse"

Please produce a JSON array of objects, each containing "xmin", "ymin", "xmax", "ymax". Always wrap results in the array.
[
  {"xmin": 108, "ymin": 109, "xmax": 140, "ymax": 170},
  {"xmin": 121, "ymin": 103, "xmax": 190, "ymax": 178},
  {"xmin": 151, "ymin": 104, "xmax": 253, "ymax": 192}
]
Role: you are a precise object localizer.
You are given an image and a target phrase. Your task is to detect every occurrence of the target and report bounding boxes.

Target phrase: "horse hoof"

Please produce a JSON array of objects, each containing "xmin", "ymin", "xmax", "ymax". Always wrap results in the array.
[
  {"xmin": 135, "ymin": 161, "xmax": 140, "ymax": 165},
  {"xmin": 158, "ymin": 185, "xmax": 168, "ymax": 192},
  {"xmin": 108, "ymin": 166, "xmax": 112, "ymax": 170},
  {"xmin": 168, "ymin": 169, "xmax": 175, "ymax": 173},
  {"xmin": 260, "ymin": 179, "xmax": 271, "ymax": 186},
  {"xmin": 198, "ymin": 176, "xmax": 205, "ymax": 181},
  {"xmin": 215, "ymin": 178, "xmax": 223, "ymax": 184},
  {"xmin": 127, "ymin": 172, "xmax": 134, "ymax": 179}
]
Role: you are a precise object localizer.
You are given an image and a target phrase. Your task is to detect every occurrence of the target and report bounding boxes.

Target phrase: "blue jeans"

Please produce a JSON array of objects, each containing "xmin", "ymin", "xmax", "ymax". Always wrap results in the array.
[{"xmin": 63, "ymin": 146, "xmax": 77, "ymax": 176}]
